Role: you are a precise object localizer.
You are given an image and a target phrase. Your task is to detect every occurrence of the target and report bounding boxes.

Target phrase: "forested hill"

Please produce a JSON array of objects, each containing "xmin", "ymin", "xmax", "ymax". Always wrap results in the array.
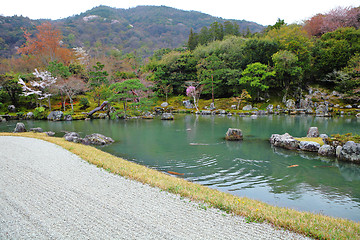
[{"xmin": 0, "ymin": 5, "xmax": 264, "ymax": 58}]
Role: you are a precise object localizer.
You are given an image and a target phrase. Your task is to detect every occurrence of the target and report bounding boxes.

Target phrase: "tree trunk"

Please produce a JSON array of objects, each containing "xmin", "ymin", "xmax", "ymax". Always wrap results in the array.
[{"xmin": 48, "ymin": 97, "xmax": 51, "ymax": 111}]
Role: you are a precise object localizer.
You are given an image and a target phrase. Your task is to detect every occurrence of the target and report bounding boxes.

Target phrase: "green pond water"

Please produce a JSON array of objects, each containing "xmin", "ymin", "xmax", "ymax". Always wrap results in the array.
[{"xmin": 1, "ymin": 114, "xmax": 360, "ymax": 222}]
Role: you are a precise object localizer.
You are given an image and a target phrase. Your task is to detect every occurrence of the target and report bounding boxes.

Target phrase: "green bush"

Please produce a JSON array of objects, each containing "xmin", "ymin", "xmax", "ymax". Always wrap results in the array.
[
  {"xmin": 79, "ymin": 97, "xmax": 90, "ymax": 109},
  {"xmin": 34, "ymin": 107, "xmax": 46, "ymax": 120}
]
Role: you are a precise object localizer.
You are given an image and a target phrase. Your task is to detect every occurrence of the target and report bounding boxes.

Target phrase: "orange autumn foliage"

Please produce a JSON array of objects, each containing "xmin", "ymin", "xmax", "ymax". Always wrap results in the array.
[{"xmin": 17, "ymin": 22, "xmax": 74, "ymax": 68}]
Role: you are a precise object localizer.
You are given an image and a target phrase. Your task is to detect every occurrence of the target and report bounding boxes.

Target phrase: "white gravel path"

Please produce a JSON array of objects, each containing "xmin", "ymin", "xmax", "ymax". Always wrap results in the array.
[{"xmin": 0, "ymin": 136, "xmax": 311, "ymax": 240}]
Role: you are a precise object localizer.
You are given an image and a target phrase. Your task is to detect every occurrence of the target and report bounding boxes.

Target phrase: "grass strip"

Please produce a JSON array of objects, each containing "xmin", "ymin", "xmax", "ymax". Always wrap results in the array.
[{"xmin": 1, "ymin": 132, "xmax": 359, "ymax": 240}]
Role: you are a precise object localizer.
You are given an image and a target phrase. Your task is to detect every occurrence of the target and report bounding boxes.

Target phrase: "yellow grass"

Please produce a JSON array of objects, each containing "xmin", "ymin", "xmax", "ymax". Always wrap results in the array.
[
  {"xmin": 295, "ymin": 137, "xmax": 325, "ymax": 146},
  {"xmin": 1, "ymin": 132, "xmax": 359, "ymax": 239}
]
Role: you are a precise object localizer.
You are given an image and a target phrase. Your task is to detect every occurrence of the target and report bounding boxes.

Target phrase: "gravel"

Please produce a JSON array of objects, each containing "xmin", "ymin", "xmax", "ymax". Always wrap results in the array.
[{"xmin": 0, "ymin": 136, "xmax": 311, "ymax": 240}]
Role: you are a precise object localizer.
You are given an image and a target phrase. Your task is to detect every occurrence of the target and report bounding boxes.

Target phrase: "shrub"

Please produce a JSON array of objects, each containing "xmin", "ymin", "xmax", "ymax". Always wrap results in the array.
[
  {"xmin": 34, "ymin": 107, "xmax": 46, "ymax": 120},
  {"xmin": 79, "ymin": 97, "xmax": 90, "ymax": 109}
]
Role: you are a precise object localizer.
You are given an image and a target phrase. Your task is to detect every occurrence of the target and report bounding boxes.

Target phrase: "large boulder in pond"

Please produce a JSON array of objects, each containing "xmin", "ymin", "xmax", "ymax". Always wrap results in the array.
[
  {"xmin": 307, "ymin": 127, "xmax": 319, "ymax": 138},
  {"xmin": 269, "ymin": 133, "xmax": 299, "ymax": 150},
  {"xmin": 29, "ymin": 127, "xmax": 43, "ymax": 133},
  {"xmin": 318, "ymin": 144, "xmax": 335, "ymax": 157},
  {"xmin": 47, "ymin": 111, "xmax": 64, "ymax": 121},
  {"xmin": 225, "ymin": 128, "xmax": 243, "ymax": 141},
  {"xmin": 338, "ymin": 141, "xmax": 360, "ymax": 163},
  {"xmin": 299, "ymin": 141, "xmax": 321, "ymax": 152},
  {"xmin": 83, "ymin": 133, "xmax": 114, "ymax": 145},
  {"xmin": 64, "ymin": 132, "xmax": 81, "ymax": 143},
  {"xmin": 14, "ymin": 122, "xmax": 26, "ymax": 133},
  {"xmin": 161, "ymin": 113, "xmax": 174, "ymax": 120}
]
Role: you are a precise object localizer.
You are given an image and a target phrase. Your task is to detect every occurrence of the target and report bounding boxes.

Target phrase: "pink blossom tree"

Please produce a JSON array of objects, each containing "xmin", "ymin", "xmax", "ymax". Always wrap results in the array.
[{"xmin": 186, "ymin": 84, "xmax": 202, "ymax": 111}]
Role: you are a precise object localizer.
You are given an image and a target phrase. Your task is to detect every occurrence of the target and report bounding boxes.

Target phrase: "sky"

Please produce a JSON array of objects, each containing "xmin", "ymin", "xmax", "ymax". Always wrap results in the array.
[{"xmin": 1, "ymin": 0, "xmax": 359, "ymax": 26}]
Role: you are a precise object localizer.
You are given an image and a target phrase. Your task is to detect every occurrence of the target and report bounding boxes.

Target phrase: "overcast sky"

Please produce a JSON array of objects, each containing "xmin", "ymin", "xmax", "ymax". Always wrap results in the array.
[{"xmin": 1, "ymin": 0, "xmax": 359, "ymax": 26}]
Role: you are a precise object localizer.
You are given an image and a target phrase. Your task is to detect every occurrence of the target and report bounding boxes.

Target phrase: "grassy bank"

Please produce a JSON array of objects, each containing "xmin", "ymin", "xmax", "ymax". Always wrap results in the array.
[{"xmin": 1, "ymin": 132, "xmax": 359, "ymax": 239}]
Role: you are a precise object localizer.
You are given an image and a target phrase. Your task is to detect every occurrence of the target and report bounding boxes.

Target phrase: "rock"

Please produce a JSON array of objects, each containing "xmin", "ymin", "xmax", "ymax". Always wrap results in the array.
[
  {"xmin": 334, "ymin": 104, "xmax": 340, "ymax": 108},
  {"xmin": 14, "ymin": 122, "xmax": 26, "ymax": 133},
  {"xmin": 8, "ymin": 105, "xmax": 16, "ymax": 112},
  {"xmin": 242, "ymin": 105, "xmax": 252, "ymax": 111},
  {"xmin": 219, "ymin": 110, "xmax": 226, "ymax": 115},
  {"xmin": 29, "ymin": 127, "xmax": 43, "ymax": 133},
  {"xmin": 332, "ymin": 91, "xmax": 340, "ymax": 96},
  {"xmin": 227, "ymin": 113, "xmax": 232, "ymax": 117},
  {"xmin": 318, "ymin": 144, "xmax": 335, "ymax": 156},
  {"xmin": 286, "ymin": 99, "xmax": 295, "ymax": 109},
  {"xmin": 97, "ymin": 113, "xmax": 107, "ymax": 119},
  {"xmin": 225, "ymin": 128, "xmax": 243, "ymax": 141},
  {"xmin": 47, "ymin": 111, "xmax": 64, "ymax": 121},
  {"xmin": 305, "ymin": 107, "xmax": 314, "ymax": 114},
  {"xmin": 356, "ymin": 113, "xmax": 360, "ymax": 118},
  {"xmin": 142, "ymin": 112, "xmax": 154, "ymax": 119},
  {"xmin": 64, "ymin": 115, "xmax": 73, "ymax": 121},
  {"xmin": 250, "ymin": 114, "xmax": 257, "ymax": 119},
  {"xmin": 345, "ymin": 105, "xmax": 352, "ymax": 109},
  {"xmin": 83, "ymin": 133, "xmax": 114, "ymax": 146},
  {"xmin": 269, "ymin": 133, "xmax": 300, "ymax": 150},
  {"xmin": 161, "ymin": 113, "xmax": 174, "ymax": 120},
  {"xmin": 299, "ymin": 141, "xmax": 321, "ymax": 152},
  {"xmin": 183, "ymin": 100, "xmax": 193, "ymax": 109},
  {"xmin": 231, "ymin": 105, "xmax": 237, "ymax": 110},
  {"xmin": 338, "ymin": 141, "xmax": 360, "ymax": 163},
  {"xmin": 161, "ymin": 102, "xmax": 169, "ymax": 108},
  {"xmin": 0, "ymin": 116, "xmax": 6, "ymax": 122},
  {"xmin": 64, "ymin": 132, "xmax": 81, "ymax": 142},
  {"xmin": 336, "ymin": 146, "xmax": 342, "ymax": 158},
  {"xmin": 201, "ymin": 110, "xmax": 211, "ymax": 115},
  {"xmin": 46, "ymin": 131, "xmax": 55, "ymax": 137},
  {"xmin": 266, "ymin": 104, "xmax": 273, "ymax": 113},
  {"xmin": 307, "ymin": 127, "xmax": 319, "ymax": 138},
  {"xmin": 154, "ymin": 107, "xmax": 164, "ymax": 114},
  {"xmin": 316, "ymin": 104, "xmax": 329, "ymax": 117},
  {"xmin": 299, "ymin": 99, "xmax": 309, "ymax": 109},
  {"xmin": 26, "ymin": 112, "xmax": 34, "ymax": 119},
  {"xmin": 209, "ymin": 102, "xmax": 215, "ymax": 110}
]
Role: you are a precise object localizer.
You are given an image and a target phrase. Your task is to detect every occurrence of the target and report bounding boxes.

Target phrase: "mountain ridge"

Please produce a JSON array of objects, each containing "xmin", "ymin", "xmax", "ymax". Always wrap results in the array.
[{"xmin": 0, "ymin": 5, "xmax": 264, "ymax": 58}]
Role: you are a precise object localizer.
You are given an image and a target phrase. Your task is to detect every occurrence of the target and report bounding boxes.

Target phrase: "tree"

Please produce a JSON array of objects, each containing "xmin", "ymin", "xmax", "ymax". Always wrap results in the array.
[
  {"xmin": 18, "ymin": 69, "xmax": 57, "ymax": 111},
  {"xmin": 185, "ymin": 83, "xmax": 203, "ymax": 112},
  {"xmin": 109, "ymin": 79, "xmax": 146, "ymax": 118},
  {"xmin": 312, "ymin": 27, "xmax": 360, "ymax": 81},
  {"xmin": 304, "ymin": 6, "xmax": 360, "ymax": 37},
  {"xmin": 17, "ymin": 22, "xmax": 74, "ymax": 67},
  {"xmin": 187, "ymin": 28, "xmax": 199, "ymax": 51},
  {"xmin": 272, "ymin": 50, "xmax": 303, "ymax": 102},
  {"xmin": 0, "ymin": 73, "xmax": 22, "ymax": 107},
  {"xmin": 209, "ymin": 22, "xmax": 224, "ymax": 41},
  {"xmin": 239, "ymin": 62, "xmax": 275, "ymax": 100},
  {"xmin": 88, "ymin": 62, "xmax": 109, "ymax": 106}
]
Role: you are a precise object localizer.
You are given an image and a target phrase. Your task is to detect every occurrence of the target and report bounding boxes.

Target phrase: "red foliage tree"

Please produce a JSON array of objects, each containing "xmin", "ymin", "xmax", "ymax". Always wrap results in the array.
[{"xmin": 17, "ymin": 22, "xmax": 74, "ymax": 68}]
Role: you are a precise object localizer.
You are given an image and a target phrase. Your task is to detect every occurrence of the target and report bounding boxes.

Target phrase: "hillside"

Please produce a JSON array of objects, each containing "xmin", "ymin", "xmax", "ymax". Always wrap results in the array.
[{"xmin": 0, "ymin": 5, "xmax": 264, "ymax": 58}]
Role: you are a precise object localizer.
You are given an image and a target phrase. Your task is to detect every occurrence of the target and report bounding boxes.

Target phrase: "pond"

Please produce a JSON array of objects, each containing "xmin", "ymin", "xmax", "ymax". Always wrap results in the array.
[{"xmin": 1, "ymin": 114, "xmax": 360, "ymax": 222}]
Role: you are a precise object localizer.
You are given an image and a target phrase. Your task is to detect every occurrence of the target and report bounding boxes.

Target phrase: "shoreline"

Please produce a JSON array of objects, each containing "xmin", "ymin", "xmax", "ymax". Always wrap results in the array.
[{"xmin": 1, "ymin": 132, "xmax": 359, "ymax": 239}]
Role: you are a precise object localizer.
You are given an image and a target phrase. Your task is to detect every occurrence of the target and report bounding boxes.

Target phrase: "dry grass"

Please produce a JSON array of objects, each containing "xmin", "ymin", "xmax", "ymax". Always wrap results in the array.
[
  {"xmin": 295, "ymin": 137, "xmax": 325, "ymax": 146},
  {"xmin": 1, "ymin": 132, "xmax": 360, "ymax": 239}
]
